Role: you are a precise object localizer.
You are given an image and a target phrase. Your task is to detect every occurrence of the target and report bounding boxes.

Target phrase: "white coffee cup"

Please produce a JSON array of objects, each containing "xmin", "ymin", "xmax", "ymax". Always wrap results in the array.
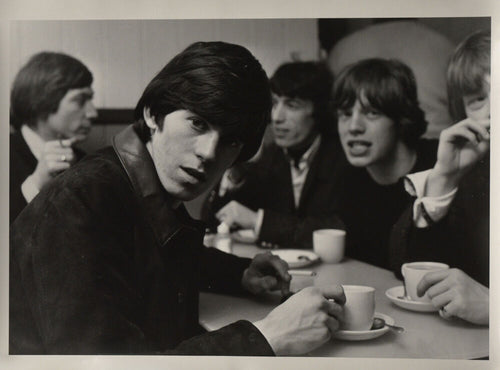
[
  {"xmin": 401, "ymin": 262, "xmax": 449, "ymax": 302},
  {"xmin": 341, "ymin": 285, "xmax": 375, "ymax": 331},
  {"xmin": 313, "ymin": 229, "xmax": 345, "ymax": 263}
]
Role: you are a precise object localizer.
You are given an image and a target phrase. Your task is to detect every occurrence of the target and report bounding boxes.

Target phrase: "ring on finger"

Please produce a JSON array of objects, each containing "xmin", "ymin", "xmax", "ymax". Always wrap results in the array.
[{"xmin": 61, "ymin": 155, "xmax": 67, "ymax": 162}]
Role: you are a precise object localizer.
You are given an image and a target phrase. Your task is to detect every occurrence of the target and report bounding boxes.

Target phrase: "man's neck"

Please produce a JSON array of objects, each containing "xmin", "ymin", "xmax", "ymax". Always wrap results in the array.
[
  {"xmin": 285, "ymin": 132, "xmax": 320, "ymax": 161},
  {"xmin": 367, "ymin": 142, "xmax": 417, "ymax": 185}
]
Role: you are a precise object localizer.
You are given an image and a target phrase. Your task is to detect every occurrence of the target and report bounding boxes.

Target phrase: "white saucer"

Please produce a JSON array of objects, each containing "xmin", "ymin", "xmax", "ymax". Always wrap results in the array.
[
  {"xmin": 231, "ymin": 229, "xmax": 257, "ymax": 244},
  {"xmin": 385, "ymin": 286, "xmax": 439, "ymax": 312},
  {"xmin": 271, "ymin": 249, "xmax": 320, "ymax": 268},
  {"xmin": 334, "ymin": 312, "xmax": 393, "ymax": 341}
]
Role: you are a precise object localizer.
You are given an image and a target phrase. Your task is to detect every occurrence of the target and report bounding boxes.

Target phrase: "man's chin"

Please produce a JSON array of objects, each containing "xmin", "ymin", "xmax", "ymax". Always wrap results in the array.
[
  {"xmin": 170, "ymin": 184, "xmax": 207, "ymax": 202},
  {"xmin": 346, "ymin": 156, "xmax": 370, "ymax": 168}
]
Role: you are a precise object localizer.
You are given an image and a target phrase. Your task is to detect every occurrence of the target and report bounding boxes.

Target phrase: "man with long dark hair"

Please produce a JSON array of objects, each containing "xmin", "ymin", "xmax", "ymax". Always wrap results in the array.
[{"xmin": 10, "ymin": 42, "xmax": 346, "ymax": 355}]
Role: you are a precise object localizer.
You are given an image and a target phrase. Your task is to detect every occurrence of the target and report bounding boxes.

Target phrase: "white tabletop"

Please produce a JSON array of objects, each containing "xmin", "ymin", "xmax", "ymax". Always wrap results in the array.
[{"xmin": 199, "ymin": 244, "xmax": 489, "ymax": 359}]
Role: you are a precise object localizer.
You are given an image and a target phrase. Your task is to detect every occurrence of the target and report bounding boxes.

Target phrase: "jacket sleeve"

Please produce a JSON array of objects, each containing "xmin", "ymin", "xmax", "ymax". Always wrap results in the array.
[
  {"xmin": 199, "ymin": 246, "xmax": 252, "ymax": 294},
  {"xmin": 9, "ymin": 178, "xmax": 28, "ymax": 224},
  {"xmin": 389, "ymin": 201, "xmax": 467, "ymax": 281},
  {"xmin": 10, "ymin": 177, "xmax": 269, "ymax": 355},
  {"xmin": 168, "ymin": 320, "xmax": 274, "ymax": 356}
]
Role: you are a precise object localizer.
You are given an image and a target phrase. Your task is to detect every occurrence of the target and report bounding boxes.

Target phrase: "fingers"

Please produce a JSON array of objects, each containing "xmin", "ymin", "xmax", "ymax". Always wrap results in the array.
[
  {"xmin": 267, "ymin": 254, "xmax": 291, "ymax": 284},
  {"xmin": 257, "ymin": 252, "xmax": 291, "ymax": 295},
  {"xmin": 46, "ymin": 160, "xmax": 71, "ymax": 174},
  {"xmin": 215, "ymin": 201, "xmax": 239, "ymax": 225},
  {"xmin": 324, "ymin": 316, "xmax": 339, "ymax": 334},
  {"xmin": 322, "ymin": 299, "xmax": 344, "ymax": 321},
  {"xmin": 416, "ymin": 269, "xmax": 451, "ymax": 297},
  {"xmin": 44, "ymin": 151, "xmax": 75, "ymax": 162},
  {"xmin": 427, "ymin": 287, "xmax": 454, "ymax": 308},
  {"xmin": 260, "ymin": 276, "xmax": 278, "ymax": 291},
  {"xmin": 320, "ymin": 285, "xmax": 346, "ymax": 305},
  {"xmin": 443, "ymin": 119, "xmax": 490, "ymax": 144}
]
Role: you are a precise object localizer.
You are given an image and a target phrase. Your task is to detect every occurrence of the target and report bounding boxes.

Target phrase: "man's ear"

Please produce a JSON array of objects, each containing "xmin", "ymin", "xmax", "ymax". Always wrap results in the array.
[{"xmin": 143, "ymin": 107, "xmax": 158, "ymax": 130}]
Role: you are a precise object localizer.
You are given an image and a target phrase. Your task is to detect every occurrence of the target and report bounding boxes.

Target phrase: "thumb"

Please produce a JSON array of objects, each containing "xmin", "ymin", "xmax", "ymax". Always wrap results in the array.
[
  {"xmin": 261, "ymin": 275, "xmax": 278, "ymax": 290},
  {"xmin": 60, "ymin": 137, "xmax": 79, "ymax": 147},
  {"xmin": 250, "ymin": 276, "xmax": 277, "ymax": 293}
]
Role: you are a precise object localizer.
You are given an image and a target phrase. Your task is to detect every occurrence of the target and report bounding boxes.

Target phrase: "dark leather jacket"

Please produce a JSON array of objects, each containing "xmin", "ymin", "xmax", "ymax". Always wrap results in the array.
[{"xmin": 10, "ymin": 123, "xmax": 274, "ymax": 355}]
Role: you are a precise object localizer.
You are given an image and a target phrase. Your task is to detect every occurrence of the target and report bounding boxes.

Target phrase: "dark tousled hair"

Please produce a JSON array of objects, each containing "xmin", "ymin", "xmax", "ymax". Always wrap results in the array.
[
  {"xmin": 447, "ymin": 29, "xmax": 490, "ymax": 122},
  {"xmin": 134, "ymin": 41, "xmax": 272, "ymax": 163},
  {"xmin": 270, "ymin": 61, "xmax": 334, "ymax": 135},
  {"xmin": 10, "ymin": 52, "xmax": 93, "ymax": 129},
  {"xmin": 332, "ymin": 58, "xmax": 427, "ymax": 148}
]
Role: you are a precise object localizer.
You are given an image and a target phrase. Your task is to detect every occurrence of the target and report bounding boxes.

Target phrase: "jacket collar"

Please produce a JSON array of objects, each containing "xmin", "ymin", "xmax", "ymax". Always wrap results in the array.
[{"xmin": 112, "ymin": 124, "xmax": 205, "ymax": 247}]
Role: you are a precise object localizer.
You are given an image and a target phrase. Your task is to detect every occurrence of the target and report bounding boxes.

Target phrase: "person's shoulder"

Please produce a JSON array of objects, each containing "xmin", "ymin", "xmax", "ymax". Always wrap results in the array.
[{"xmin": 44, "ymin": 147, "xmax": 130, "ymax": 205}]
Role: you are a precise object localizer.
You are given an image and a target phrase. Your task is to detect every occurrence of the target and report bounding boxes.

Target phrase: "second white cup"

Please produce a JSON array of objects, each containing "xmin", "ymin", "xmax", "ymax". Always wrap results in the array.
[
  {"xmin": 401, "ymin": 261, "xmax": 449, "ymax": 302},
  {"xmin": 313, "ymin": 229, "xmax": 346, "ymax": 263},
  {"xmin": 341, "ymin": 285, "xmax": 375, "ymax": 331}
]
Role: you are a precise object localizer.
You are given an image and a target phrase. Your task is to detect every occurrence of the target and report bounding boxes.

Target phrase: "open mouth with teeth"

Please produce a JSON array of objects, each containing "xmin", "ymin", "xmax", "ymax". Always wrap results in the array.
[{"xmin": 347, "ymin": 140, "xmax": 371, "ymax": 156}]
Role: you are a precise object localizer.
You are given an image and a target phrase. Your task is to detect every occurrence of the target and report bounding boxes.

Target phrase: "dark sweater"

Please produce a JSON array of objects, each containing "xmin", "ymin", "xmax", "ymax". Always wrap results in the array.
[
  {"xmin": 338, "ymin": 139, "xmax": 438, "ymax": 270},
  {"xmin": 390, "ymin": 155, "xmax": 489, "ymax": 286}
]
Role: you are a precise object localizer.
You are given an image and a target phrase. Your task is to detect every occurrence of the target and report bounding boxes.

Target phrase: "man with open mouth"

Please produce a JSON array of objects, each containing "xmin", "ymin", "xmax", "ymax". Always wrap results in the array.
[{"xmin": 332, "ymin": 58, "xmax": 438, "ymax": 270}]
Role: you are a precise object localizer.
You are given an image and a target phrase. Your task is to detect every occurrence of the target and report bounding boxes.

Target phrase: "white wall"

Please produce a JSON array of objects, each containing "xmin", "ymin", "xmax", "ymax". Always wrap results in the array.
[
  {"xmin": 10, "ymin": 19, "xmax": 320, "ymax": 108},
  {"xmin": 9, "ymin": 19, "xmax": 319, "ymax": 218}
]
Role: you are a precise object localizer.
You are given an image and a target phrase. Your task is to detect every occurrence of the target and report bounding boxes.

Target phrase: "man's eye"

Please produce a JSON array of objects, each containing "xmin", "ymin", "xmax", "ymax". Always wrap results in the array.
[
  {"xmin": 190, "ymin": 117, "xmax": 208, "ymax": 131},
  {"xmin": 286, "ymin": 100, "xmax": 301, "ymax": 109},
  {"xmin": 74, "ymin": 97, "xmax": 86, "ymax": 107},
  {"xmin": 365, "ymin": 110, "xmax": 381, "ymax": 119},
  {"xmin": 337, "ymin": 110, "xmax": 351, "ymax": 118},
  {"xmin": 222, "ymin": 136, "xmax": 243, "ymax": 148},
  {"xmin": 467, "ymin": 95, "xmax": 487, "ymax": 110}
]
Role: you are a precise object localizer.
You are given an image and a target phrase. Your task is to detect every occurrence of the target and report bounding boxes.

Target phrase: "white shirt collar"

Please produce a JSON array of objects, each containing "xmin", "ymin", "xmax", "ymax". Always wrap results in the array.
[
  {"xmin": 284, "ymin": 134, "xmax": 322, "ymax": 169},
  {"xmin": 21, "ymin": 124, "xmax": 45, "ymax": 160}
]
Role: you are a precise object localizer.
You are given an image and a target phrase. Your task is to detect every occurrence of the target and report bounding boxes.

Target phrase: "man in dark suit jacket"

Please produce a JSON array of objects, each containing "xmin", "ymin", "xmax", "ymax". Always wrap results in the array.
[
  {"xmin": 10, "ymin": 42, "xmax": 346, "ymax": 355},
  {"xmin": 203, "ymin": 61, "xmax": 346, "ymax": 249},
  {"xmin": 9, "ymin": 52, "xmax": 97, "ymax": 223}
]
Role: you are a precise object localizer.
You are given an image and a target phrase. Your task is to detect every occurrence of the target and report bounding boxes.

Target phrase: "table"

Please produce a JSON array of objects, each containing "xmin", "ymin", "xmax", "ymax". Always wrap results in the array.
[{"xmin": 199, "ymin": 244, "xmax": 489, "ymax": 359}]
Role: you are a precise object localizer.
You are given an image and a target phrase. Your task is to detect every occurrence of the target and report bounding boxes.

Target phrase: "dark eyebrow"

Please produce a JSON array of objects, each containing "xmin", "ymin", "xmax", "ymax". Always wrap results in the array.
[
  {"xmin": 187, "ymin": 112, "xmax": 211, "ymax": 125},
  {"xmin": 71, "ymin": 91, "xmax": 94, "ymax": 100}
]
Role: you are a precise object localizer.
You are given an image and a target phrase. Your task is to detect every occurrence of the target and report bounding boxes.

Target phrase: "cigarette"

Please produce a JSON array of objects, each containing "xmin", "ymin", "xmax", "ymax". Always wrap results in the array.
[{"xmin": 289, "ymin": 270, "xmax": 316, "ymax": 276}]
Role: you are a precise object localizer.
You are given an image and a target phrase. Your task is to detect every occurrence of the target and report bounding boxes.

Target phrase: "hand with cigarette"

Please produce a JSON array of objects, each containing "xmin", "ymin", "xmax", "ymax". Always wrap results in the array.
[
  {"xmin": 253, "ymin": 286, "xmax": 346, "ymax": 355},
  {"xmin": 426, "ymin": 118, "xmax": 490, "ymax": 197},
  {"xmin": 241, "ymin": 252, "xmax": 291, "ymax": 296},
  {"xmin": 31, "ymin": 136, "xmax": 82, "ymax": 190}
]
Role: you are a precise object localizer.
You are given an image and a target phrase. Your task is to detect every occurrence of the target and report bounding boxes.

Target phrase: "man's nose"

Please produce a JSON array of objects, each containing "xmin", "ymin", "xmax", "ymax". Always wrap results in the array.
[
  {"xmin": 196, "ymin": 131, "xmax": 220, "ymax": 162},
  {"xmin": 85, "ymin": 101, "xmax": 98, "ymax": 120},
  {"xmin": 348, "ymin": 111, "xmax": 365, "ymax": 133},
  {"xmin": 271, "ymin": 102, "xmax": 285, "ymax": 124}
]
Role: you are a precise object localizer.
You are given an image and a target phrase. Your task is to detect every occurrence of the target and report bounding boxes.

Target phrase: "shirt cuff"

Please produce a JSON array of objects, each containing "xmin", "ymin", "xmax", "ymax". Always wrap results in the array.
[
  {"xmin": 21, "ymin": 175, "xmax": 40, "ymax": 203},
  {"xmin": 254, "ymin": 209, "xmax": 264, "ymax": 237},
  {"xmin": 405, "ymin": 170, "xmax": 458, "ymax": 228}
]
